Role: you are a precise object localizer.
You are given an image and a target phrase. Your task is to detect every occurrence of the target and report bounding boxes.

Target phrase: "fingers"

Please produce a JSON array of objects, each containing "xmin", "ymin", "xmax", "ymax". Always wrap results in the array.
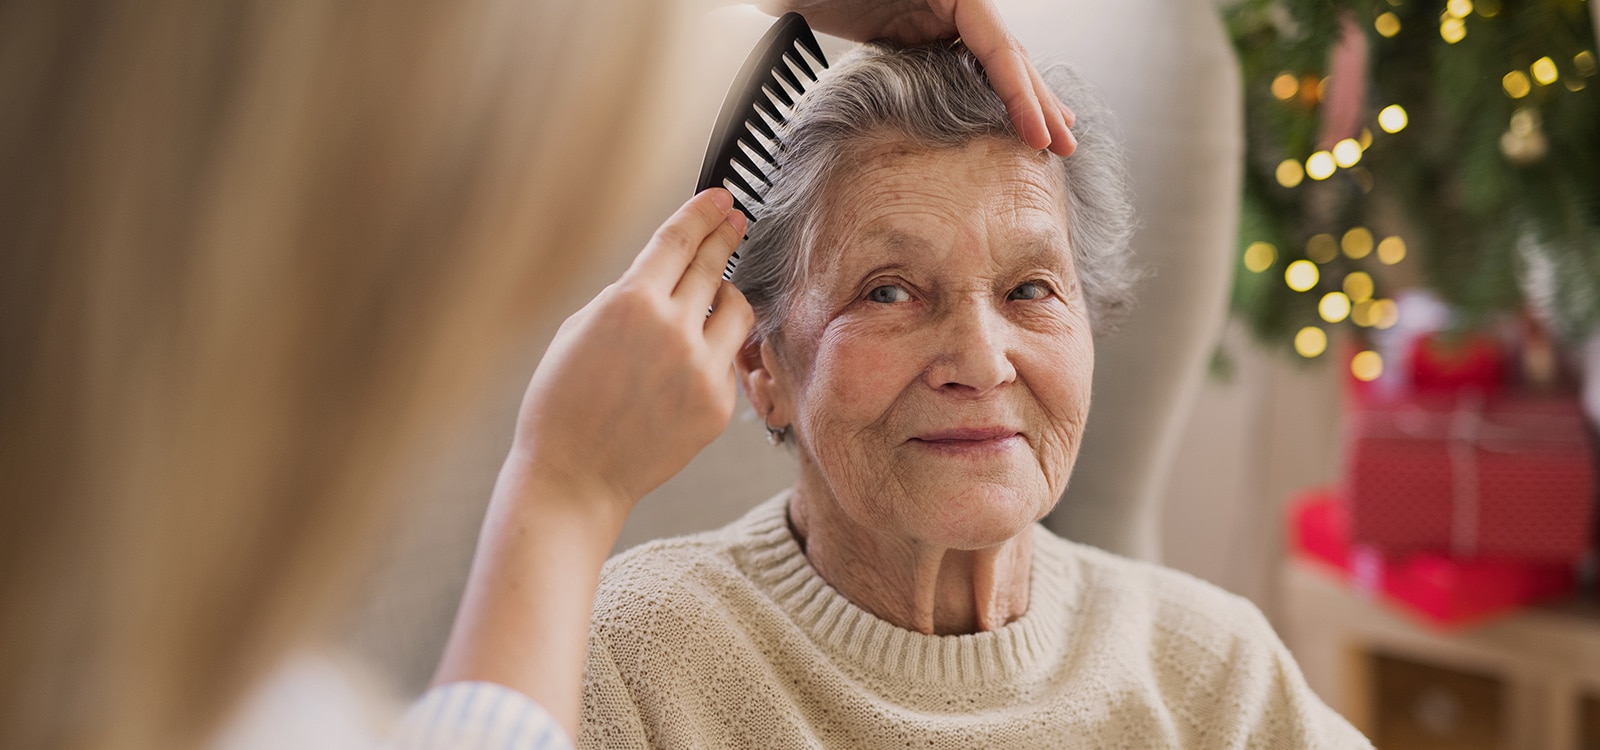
[
  {"xmin": 949, "ymin": 0, "xmax": 1078, "ymax": 156},
  {"xmin": 705, "ymin": 280, "xmax": 755, "ymax": 360},
  {"xmin": 626, "ymin": 189, "xmax": 736, "ymax": 290},
  {"xmin": 951, "ymin": 1, "xmax": 1045, "ymax": 150},
  {"xmin": 1029, "ymin": 64, "xmax": 1077, "ymax": 157},
  {"xmin": 673, "ymin": 206, "xmax": 746, "ymax": 310}
]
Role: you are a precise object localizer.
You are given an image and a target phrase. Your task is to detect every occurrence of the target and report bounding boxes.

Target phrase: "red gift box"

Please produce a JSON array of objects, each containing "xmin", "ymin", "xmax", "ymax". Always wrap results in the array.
[
  {"xmin": 1289, "ymin": 490, "xmax": 1575, "ymax": 628},
  {"xmin": 1408, "ymin": 332, "xmax": 1506, "ymax": 394},
  {"xmin": 1343, "ymin": 391, "xmax": 1595, "ymax": 561}
]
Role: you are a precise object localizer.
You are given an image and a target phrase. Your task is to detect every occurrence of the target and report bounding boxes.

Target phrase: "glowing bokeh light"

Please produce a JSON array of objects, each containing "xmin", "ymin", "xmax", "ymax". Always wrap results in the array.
[
  {"xmin": 1378, "ymin": 104, "xmax": 1408, "ymax": 133},
  {"xmin": 1319, "ymin": 292, "xmax": 1352, "ymax": 323},
  {"xmin": 1295, "ymin": 327, "xmax": 1328, "ymax": 358},
  {"xmin": 1333, "ymin": 138, "xmax": 1363, "ymax": 167},
  {"xmin": 1532, "ymin": 57, "xmax": 1559, "ymax": 86},
  {"xmin": 1343, "ymin": 271, "xmax": 1374, "ymax": 302},
  {"xmin": 1351, "ymin": 300, "xmax": 1375, "ymax": 327},
  {"xmin": 1342, "ymin": 227, "xmax": 1374, "ymax": 259},
  {"xmin": 1285, "ymin": 260, "xmax": 1319, "ymax": 292},
  {"xmin": 1306, "ymin": 151, "xmax": 1336, "ymax": 180},
  {"xmin": 1372, "ymin": 298, "xmax": 1400, "ymax": 329},
  {"xmin": 1375, "ymin": 12, "xmax": 1401, "ymax": 37},
  {"xmin": 1352, "ymin": 350, "xmax": 1384, "ymax": 381},
  {"xmin": 1440, "ymin": 17, "xmax": 1466, "ymax": 44},
  {"xmin": 1276, "ymin": 159, "xmax": 1305, "ymax": 188},
  {"xmin": 1503, "ymin": 70, "xmax": 1532, "ymax": 98},
  {"xmin": 1377, "ymin": 236, "xmax": 1407, "ymax": 265},
  {"xmin": 1306, "ymin": 234, "xmax": 1339, "ymax": 263},
  {"xmin": 1243, "ymin": 242, "xmax": 1277, "ymax": 273},
  {"xmin": 1272, "ymin": 73, "xmax": 1299, "ymax": 100},
  {"xmin": 1576, "ymin": 51, "xmax": 1596, "ymax": 77}
]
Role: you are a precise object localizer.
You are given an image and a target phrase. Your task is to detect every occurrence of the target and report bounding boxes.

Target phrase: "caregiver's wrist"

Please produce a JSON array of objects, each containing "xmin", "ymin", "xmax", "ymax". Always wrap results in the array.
[{"xmin": 494, "ymin": 445, "xmax": 635, "ymax": 541}]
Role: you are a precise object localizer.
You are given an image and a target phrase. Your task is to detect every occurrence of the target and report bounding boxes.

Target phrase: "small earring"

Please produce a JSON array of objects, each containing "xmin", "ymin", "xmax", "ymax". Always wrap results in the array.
[{"xmin": 765, "ymin": 423, "xmax": 785, "ymax": 446}]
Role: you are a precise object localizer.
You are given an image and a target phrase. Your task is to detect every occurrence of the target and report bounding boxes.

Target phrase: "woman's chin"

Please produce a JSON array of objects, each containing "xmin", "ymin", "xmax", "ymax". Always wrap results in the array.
[{"xmin": 914, "ymin": 483, "xmax": 1048, "ymax": 550}]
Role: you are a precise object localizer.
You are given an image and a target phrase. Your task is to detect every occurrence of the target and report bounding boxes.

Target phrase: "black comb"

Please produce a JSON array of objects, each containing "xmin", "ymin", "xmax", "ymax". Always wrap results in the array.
[{"xmin": 695, "ymin": 12, "xmax": 829, "ymax": 279}]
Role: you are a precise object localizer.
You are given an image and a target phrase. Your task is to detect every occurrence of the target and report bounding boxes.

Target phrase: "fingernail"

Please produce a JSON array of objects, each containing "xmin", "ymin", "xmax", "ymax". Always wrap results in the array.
[
  {"xmin": 707, "ymin": 188, "xmax": 734, "ymax": 212},
  {"xmin": 727, "ymin": 208, "xmax": 748, "ymax": 236},
  {"xmin": 1062, "ymin": 104, "xmax": 1077, "ymax": 128}
]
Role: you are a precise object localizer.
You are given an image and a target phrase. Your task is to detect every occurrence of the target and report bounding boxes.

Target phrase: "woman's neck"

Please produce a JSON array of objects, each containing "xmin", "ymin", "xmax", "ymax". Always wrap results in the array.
[{"xmin": 787, "ymin": 481, "xmax": 1032, "ymax": 636}]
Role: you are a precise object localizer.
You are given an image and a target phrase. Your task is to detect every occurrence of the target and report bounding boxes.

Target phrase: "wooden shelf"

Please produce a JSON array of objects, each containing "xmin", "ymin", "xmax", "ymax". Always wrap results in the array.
[{"xmin": 1282, "ymin": 558, "xmax": 1600, "ymax": 749}]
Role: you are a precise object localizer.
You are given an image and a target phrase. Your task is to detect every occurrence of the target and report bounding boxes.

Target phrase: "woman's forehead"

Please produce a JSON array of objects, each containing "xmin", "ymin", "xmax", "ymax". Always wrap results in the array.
[{"xmin": 814, "ymin": 141, "xmax": 1071, "ymax": 273}]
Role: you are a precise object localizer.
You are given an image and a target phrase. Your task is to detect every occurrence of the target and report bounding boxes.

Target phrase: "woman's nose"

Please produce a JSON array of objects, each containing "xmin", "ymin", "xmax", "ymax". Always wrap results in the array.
[{"xmin": 924, "ymin": 301, "xmax": 1017, "ymax": 395}]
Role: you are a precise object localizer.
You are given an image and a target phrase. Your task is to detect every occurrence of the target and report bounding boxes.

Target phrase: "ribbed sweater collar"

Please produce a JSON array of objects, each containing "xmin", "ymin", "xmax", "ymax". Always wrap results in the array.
[{"xmin": 728, "ymin": 491, "xmax": 1079, "ymax": 687}]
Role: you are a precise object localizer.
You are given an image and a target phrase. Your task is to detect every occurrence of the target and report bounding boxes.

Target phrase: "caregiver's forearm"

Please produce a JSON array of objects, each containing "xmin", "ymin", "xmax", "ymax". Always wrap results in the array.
[{"xmin": 431, "ymin": 462, "xmax": 628, "ymax": 744}]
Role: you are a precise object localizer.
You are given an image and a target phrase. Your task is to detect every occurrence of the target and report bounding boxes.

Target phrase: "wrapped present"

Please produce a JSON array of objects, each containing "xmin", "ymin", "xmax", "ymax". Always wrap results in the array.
[
  {"xmin": 1343, "ymin": 391, "xmax": 1595, "ymax": 561},
  {"xmin": 1289, "ymin": 490, "xmax": 1575, "ymax": 628},
  {"xmin": 1407, "ymin": 332, "xmax": 1506, "ymax": 394}
]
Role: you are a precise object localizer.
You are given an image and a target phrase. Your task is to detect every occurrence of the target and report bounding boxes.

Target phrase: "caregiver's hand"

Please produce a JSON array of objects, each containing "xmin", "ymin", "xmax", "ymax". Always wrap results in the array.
[
  {"xmin": 760, "ymin": 0, "xmax": 1076, "ymax": 156},
  {"xmin": 509, "ymin": 187, "xmax": 753, "ymax": 524},
  {"xmin": 433, "ymin": 188, "xmax": 751, "ymax": 744}
]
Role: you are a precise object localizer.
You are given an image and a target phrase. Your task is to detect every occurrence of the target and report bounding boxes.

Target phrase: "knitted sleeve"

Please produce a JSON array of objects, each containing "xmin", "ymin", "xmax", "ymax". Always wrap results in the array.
[
  {"xmin": 389, "ymin": 681, "xmax": 573, "ymax": 750},
  {"xmin": 578, "ymin": 636, "xmax": 650, "ymax": 749}
]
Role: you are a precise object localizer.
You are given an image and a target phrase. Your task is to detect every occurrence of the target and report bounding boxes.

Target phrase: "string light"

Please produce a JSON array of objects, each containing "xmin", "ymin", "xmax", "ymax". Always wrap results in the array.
[
  {"xmin": 1567, "ymin": 77, "xmax": 1587, "ymax": 92},
  {"xmin": 1342, "ymin": 227, "xmax": 1374, "ymax": 259},
  {"xmin": 1476, "ymin": 0, "xmax": 1500, "ymax": 17},
  {"xmin": 1378, "ymin": 104, "xmax": 1408, "ymax": 133},
  {"xmin": 1375, "ymin": 12, "xmax": 1402, "ymax": 37},
  {"xmin": 1446, "ymin": 0, "xmax": 1473, "ymax": 18},
  {"xmin": 1351, "ymin": 300, "xmax": 1376, "ymax": 327},
  {"xmin": 1372, "ymin": 299, "xmax": 1400, "ymax": 329},
  {"xmin": 1316, "ymin": 77, "xmax": 1330, "ymax": 101},
  {"xmin": 1295, "ymin": 327, "xmax": 1328, "ymax": 358},
  {"xmin": 1319, "ymin": 292, "xmax": 1352, "ymax": 323},
  {"xmin": 1343, "ymin": 271, "xmax": 1374, "ymax": 302},
  {"xmin": 1377, "ymin": 236, "xmax": 1407, "ymax": 264},
  {"xmin": 1306, "ymin": 151, "xmax": 1336, "ymax": 180},
  {"xmin": 1504, "ymin": 70, "xmax": 1532, "ymax": 98},
  {"xmin": 1440, "ymin": 16, "xmax": 1466, "ymax": 44},
  {"xmin": 1272, "ymin": 73, "xmax": 1299, "ymax": 100},
  {"xmin": 1359, "ymin": 128, "xmax": 1373, "ymax": 150},
  {"xmin": 1333, "ymin": 138, "xmax": 1363, "ymax": 167},
  {"xmin": 1306, "ymin": 234, "xmax": 1339, "ymax": 263},
  {"xmin": 1300, "ymin": 74, "xmax": 1322, "ymax": 105},
  {"xmin": 1243, "ymin": 242, "xmax": 1277, "ymax": 272},
  {"xmin": 1285, "ymin": 260, "xmax": 1319, "ymax": 292},
  {"xmin": 1576, "ymin": 51, "xmax": 1597, "ymax": 78},
  {"xmin": 1352, "ymin": 350, "xmax": 1384, "ymax": 381},
  {"xmin": 1276, "ymin": 159, "xmax": 1306, "ymax": 188},
  {"xmin": 1532, "ymin": 56, "xmax": 1559, "ymax": 86}
]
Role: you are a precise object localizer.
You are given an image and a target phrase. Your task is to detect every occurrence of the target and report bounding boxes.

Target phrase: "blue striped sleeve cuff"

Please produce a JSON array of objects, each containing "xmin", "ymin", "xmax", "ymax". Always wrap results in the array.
[{"xmin": 388, "ymin": 681, "xmax": 572, "ymax": 750}]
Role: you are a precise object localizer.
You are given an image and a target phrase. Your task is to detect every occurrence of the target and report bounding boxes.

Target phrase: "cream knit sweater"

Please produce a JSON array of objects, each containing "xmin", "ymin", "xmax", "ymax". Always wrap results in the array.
[{"xmin": 581, "ymin": 494, "xmax": 1371, "ymax": 749}]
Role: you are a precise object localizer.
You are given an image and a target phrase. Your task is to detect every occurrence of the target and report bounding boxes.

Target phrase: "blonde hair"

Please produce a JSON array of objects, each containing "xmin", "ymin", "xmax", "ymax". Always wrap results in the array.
[{"xmin": 0, "ymin": 1, "xmax": 670, "ymax": 747}]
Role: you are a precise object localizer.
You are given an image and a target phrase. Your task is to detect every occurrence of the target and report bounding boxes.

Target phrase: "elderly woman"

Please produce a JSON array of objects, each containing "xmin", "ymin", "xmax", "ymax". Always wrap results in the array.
[{"xmin": 579, "ymin": 44, "xmax": 1370, "ymax": 748}]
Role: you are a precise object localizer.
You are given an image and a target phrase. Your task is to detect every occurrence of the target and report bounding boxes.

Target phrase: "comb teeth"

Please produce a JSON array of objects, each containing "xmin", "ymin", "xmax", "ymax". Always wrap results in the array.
[{"xmin": 695, "ymin": 14, "xmax": 829, "ymax": 280}]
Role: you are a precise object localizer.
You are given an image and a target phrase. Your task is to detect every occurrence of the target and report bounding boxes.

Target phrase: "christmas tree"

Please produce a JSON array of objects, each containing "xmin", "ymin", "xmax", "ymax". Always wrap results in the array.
[{"xmin": 1225, "ymin": 0, "xmax": 1600, "ymax": 368}]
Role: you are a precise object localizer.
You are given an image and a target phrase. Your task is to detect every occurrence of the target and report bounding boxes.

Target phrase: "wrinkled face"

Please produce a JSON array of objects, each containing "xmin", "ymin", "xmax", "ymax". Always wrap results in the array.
[{"xmin": 762, "ymin": 138, "xmax": 1093, "ymax": 551}]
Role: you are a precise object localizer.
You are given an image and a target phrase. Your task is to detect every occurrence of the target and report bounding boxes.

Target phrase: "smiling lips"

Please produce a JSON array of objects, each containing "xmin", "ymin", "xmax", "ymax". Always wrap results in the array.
[{"xmin": 909, "ymin": 427, "xmax": 1023, "ymax": 455}]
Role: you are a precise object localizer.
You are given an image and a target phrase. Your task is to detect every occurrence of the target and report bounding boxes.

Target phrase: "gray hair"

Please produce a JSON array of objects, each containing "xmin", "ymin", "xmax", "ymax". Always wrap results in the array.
[{"xmin": 731, "ymin": 42, "xmax": 1138, "ymax": 343}]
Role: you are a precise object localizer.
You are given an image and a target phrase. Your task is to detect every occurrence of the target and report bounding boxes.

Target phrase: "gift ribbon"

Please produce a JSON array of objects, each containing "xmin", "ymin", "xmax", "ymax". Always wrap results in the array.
[{"xmin": 1448, "ymin": 393, "xmax": 1483, "ymax": 557}]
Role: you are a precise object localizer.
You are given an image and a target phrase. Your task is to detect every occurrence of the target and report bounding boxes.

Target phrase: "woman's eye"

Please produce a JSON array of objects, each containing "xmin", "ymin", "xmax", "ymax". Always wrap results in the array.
[
  {"xmin": 1008, "ymin": 281, "xmax": 1053, "ymax": 301},
  {"xmin": 867, "ymin": 284, "xmax": 911, "ymax": 304}
]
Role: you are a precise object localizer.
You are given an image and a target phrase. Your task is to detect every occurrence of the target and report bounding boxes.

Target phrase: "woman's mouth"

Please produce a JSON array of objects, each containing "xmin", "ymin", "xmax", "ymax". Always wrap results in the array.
[{"xmin": 908, "ymin": 427, "xmax": 1023, "ymax": 456}]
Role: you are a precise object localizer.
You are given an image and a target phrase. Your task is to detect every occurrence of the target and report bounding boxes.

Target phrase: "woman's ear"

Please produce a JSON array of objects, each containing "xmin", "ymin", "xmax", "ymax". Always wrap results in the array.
[{"xmin": 736, "ymin": 337, "xmax": 794, "ymax": 428}]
